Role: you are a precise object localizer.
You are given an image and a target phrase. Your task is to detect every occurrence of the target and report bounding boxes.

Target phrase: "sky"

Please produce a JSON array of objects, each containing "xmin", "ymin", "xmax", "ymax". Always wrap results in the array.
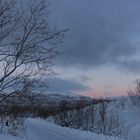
[{"xmin": 47, "ymin": 0, "xmax": 140, "ymax": 97}]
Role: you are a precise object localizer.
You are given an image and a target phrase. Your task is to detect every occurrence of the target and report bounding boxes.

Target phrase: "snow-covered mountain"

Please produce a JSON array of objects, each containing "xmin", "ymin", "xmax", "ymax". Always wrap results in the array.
[{"xmin": 0, "ymin": 92, "xmax": 101, "ymax": 108}]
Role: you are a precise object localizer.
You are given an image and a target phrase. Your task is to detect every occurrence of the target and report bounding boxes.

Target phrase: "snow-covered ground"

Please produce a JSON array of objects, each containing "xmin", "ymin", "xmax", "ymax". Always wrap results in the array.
[
  {"xmin": 24, "ymin": 119, "xmax": 124, "ymax": 140},
  {"xmin": 0, "ymin": 118, "xmax": 124, "ymax": 140},
  {"xmin": 0, "ymin": 135, "xmax": 23, "ymax": 140},
  {"xmin": 121, "ymin": 98, "xmax": 140, "ymax": 140}
]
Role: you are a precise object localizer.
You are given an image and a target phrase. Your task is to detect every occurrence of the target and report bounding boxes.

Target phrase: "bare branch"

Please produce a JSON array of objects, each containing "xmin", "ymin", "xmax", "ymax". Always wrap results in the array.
[{"xmin": 0, "ymin": 0, "xmax": 67, "ymax": 102}]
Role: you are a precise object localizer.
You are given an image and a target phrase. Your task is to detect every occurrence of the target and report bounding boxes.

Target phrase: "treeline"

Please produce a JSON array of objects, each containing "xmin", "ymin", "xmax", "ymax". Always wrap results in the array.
[
  {"xmin": 0, "ymin": 97, "xmax": 107, "ymax": 118},
  {"xmin": 52, "ymin": 99, "xmax": 126, "ymax": 137}
]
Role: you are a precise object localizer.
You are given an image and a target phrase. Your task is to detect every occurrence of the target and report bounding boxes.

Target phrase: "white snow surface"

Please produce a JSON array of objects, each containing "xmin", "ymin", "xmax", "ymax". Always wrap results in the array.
[
  {"xmin": 0, "ymin": 118, "xmax": 124, "ymax": 140},
  {"xmin": 24, "ymin": 119, "xmax": 124, "ymax": 140},
  {"xmin": 121, "ymin": 99, "xmax": 140, "ymax": 140},
  {"xmin": 0, "ymin": 135, "xmax": 23, "ymax": 140}
]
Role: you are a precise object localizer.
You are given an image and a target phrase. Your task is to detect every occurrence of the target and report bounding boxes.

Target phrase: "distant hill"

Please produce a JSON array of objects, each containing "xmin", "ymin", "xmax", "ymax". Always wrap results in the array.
[{"xmin": 0, "ymin": 92, "xmax": 109, "ymax": 117}]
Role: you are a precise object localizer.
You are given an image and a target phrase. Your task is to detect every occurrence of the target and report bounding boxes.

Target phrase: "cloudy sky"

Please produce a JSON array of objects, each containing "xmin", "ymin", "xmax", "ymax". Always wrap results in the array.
[{"xmin": 47, "ymin": 0, "xmax": 140, "ymax": 97}]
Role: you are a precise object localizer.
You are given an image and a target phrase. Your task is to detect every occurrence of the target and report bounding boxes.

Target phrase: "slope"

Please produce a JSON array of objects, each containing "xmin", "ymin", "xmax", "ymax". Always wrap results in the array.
[{"xmin": 24, "ymin": 119, "xmax": 124, "ymax": 140}]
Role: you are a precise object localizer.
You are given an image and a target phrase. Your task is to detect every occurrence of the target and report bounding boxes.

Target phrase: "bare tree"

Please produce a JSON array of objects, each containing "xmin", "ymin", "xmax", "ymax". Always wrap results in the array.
[
  {"xmin": 128, "ymin": 80, "xmax": 140, "ymax": 107},
  {"xmin": 0, "ymin": 0, "xmax": 66, "ymax": 102}
]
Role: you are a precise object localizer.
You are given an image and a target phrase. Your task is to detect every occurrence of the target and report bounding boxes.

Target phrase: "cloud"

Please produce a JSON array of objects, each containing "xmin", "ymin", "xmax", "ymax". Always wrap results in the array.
[
  {"xmin": 47, "ymin": 77, "xmax": 89, "ymax": 93},
  {"xmin": 50, "ymin": 0, "xmax": 140, "ymax": 73},
  {"xmin": 119, "ymin": 60, "xmax": 140, "ymax": 73}
]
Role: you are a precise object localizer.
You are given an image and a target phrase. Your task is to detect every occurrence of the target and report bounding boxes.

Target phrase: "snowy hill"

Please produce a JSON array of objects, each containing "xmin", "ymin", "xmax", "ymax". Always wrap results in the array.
[
  {"xmin": 0, "ymin": 92, "xmax": 96, "ymax": 107},
  {"xmin": 0, "ymin": 92, "xmax": 103, "ymax": 118},
  {"xmin": 0, "ymin": 118, "xmax": 124, "ymax": 140},
  {"xmin": 50, "ymin": 96, "xmax": 140, "ymax": 139},
  {"xmin": 24, "ymin": 119, "xmax": 124, "ymax": 140}
]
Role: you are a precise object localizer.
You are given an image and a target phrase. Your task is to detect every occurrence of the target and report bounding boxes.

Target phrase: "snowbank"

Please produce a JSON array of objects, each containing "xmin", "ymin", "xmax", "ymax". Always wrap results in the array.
[{"xmin": 24, "ymin": 119, "xmax": 124, "ymax": 140}]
